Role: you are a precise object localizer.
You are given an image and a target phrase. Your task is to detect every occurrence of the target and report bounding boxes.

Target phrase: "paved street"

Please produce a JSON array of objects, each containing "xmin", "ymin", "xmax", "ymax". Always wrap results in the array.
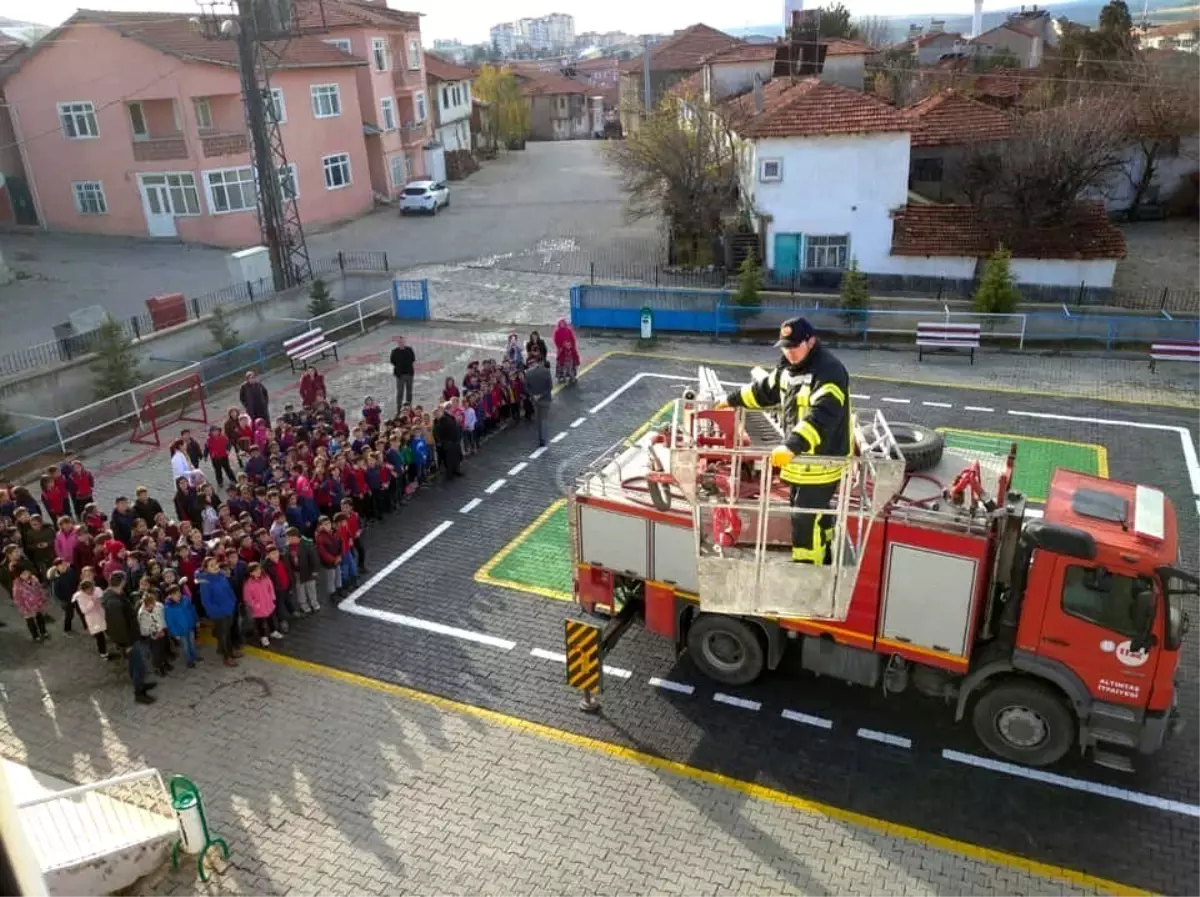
[{"xmin": 9, "ymin": 323, "xmax": 1197, "ymax": 895}]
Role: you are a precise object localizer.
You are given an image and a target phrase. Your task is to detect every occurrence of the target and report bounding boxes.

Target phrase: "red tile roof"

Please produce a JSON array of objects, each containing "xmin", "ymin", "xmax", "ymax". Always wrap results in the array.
[
  {"xmin": 666, "ymin": 69, "xmax": 704, "ymax": 100},
  {"xmin": 1144, "ymin": 19, "xmax": 1199, "ymax": 37},
  {"xmin": 424, "ymin": 52, "xmax": 473, "ymax": 82},
  {"xmin": 824, "ymin": 38, "xmax": 876, "ymax": 57},
  {"xmin": 904, "ymin": 89, "xmax": 1014, "ymax": 146},
  {"xmin": 292, "ymin": 0, "xmax": 420, "ymax": 31},
  {"xmin": 700, "ymin": 42, "xmax": 777, "ymax": 64},
  {"xmin": 912, "ymin": 31, "xmax": 962, "ymax": 47},
  {"xmin": 891, "ymin": 202, "xmax": 1126, "ymax": 260},
  {"xmin": 66, "ymin": 9, "xmax": 364, "ymax": 69},
  {"xmin": 618, "ymin": 23, "xmax": 739, "ymax": 74},
  {"xmin": 736, "ymin": 77, "xmax": 912, "ymax": 138},
  {"xmin": 520, "ymin": 73, "xmax": 591, "ymax": 97}
]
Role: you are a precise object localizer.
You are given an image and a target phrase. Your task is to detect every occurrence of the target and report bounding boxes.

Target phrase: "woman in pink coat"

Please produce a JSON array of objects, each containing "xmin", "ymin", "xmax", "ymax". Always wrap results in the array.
[
  {"xmin": 242, "ymin": 562, "xmax": 282, "ymax": 647},
  {"xmin": 72, "ymin": 568, "xmax": 112, "ymax": 658},
  {"xmin": 13, "ymin": 568, "xmax": 49, "ymax": 642},
  {"xmin": 553, "ymin": 318, "xmax": 580, "ymax": 385}
]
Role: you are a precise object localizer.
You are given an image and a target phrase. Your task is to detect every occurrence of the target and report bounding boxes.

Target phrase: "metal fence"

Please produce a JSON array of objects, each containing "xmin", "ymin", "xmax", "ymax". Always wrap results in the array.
[{"xmin": 0, "ymin": 250, "xmax": 392, "ymax": 379}]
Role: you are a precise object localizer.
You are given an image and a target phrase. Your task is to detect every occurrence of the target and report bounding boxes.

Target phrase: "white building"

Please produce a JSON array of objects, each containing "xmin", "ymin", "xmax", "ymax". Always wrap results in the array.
[
  {"xmin": 490, "ymin": 22, "xmax": 517, "ymax": 55},
  {"xmin": 424, "ymin": 53, "xmax": 473, "ymax": 152},
  {"xmin": 731, "ymin": 78, "xmax": 1125, "ymax": 290},
  {"xmin": 491, "ymin": 13, "xmax": 576, "ymax": 55},
  {"xmin": 545, "ymin": 13, "xmax": 576, "ymax": 50}
]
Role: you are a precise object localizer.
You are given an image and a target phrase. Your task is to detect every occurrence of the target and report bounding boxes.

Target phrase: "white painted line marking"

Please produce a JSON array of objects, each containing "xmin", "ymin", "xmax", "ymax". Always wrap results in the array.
[
  {"xmin": 342, "ymin": 521, "xmax": 453, "ymax": 606},
  {"xmin": 570, "ymin": 416, "xmax": 587, "ymax": 428},
  {"xmin": 781, "ymin": 709, "xmax": 833, "ymax": 730},
  {"xmin": 942, "ymin": 749, "xmax": 1200, "ymax": 818},
  {"xmin": 649, "ymin": 677, "xmax": 695, "ymax": 695},
  {"xmin": 484, "ymin": 478, "xmax": 507, "ymax": 494},
  {"xmin": 713, "ymin": 693, "xmax": 761, "ymax": 712},
  {"xmin": 590, "ymin": 373, "xmax": 648, "ymax": 414},
  {"xmin": 529, "ymin": 648, "xmax": 633, "ymax": 679},
  {"xmin": 850, "ymin": 393, "xmax": 871, "ymax": 401},
  {"xmin": 508, "ymin": 462, "xmax": 528, "ymax": 476},
  {"xmin": 922, "ymin": 401, "xmax": 952, "ymax": 408},
  {"xmin": 881, "ymin": 397, "xmax": 910, "ymax": 405},
  {"xmin": 964, "ymin": 405, "xmax": 994, "ymax": 412},
  {"xmin": 459, "ymin": 498, "xmax": 482, "ymax": 514},
  {"xmin": 551, "ymin": 431, "xmax": 568, "ymax": 443},
  {"xmin": 857, "ymin": 728, "xmax": 911, "ymax": 749},
  {"xmin": 529, "ymin": 446, "xmax": 547, "ymax": 460}
]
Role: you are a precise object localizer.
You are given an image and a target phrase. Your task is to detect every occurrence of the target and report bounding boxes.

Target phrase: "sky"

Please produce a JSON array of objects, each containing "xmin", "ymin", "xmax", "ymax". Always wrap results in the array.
[{"xmin": 0, "ymin": 0, "xmax": 989, "ymax": 44}]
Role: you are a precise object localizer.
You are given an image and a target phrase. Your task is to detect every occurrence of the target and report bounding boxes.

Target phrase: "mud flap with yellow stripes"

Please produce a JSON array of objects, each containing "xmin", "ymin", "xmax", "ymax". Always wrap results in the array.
[{"xmin": 564, "ymin": 619, "xmax": 604, "ymax": 695}]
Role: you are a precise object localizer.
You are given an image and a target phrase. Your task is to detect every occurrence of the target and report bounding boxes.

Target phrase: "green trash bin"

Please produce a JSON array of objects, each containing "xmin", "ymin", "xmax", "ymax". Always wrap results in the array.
[{"xmin": 640, "ymin": 306, "xmax": 653, "ymax": 340}]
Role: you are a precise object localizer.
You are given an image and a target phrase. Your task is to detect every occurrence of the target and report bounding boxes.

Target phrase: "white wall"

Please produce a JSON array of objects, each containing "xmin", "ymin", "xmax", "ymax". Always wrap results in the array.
[
  {"xmin": 752, "ymin": 133, "xmax": 911, "ymax": 271},
  {"xmin": 883, "ymin": 254, "xmax": 978, "ymax": 279},
  {"xmin": 436, "ymin": 119, "xmax": 471, "ymax": 152},
  {"xmin": 436, "ymin": 79, "xmax": 471, "ymax": 125},
  {"xmin": 709, "ymin": 60, "xmax": 775, "ymax": 100},
  {"xmin": 1010, "ymin": 258, "xmax": 1118, "ymax": 288},
  {"xmin": 1087, "ymin": 135, "xmax": 1200, "ymax": 213}
]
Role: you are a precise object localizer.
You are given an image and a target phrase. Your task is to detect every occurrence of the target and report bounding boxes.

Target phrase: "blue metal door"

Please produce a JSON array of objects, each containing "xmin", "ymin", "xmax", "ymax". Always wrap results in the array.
[{"xmin": 773, "ymin": 233, "xmax": 801, "ymax": 279}]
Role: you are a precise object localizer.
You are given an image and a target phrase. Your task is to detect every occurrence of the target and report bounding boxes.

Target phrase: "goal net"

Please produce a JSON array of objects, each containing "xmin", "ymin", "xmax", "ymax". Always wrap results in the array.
[{"xmin": 130, "ymin": 373, "xmax": 208, "ymax": 447}]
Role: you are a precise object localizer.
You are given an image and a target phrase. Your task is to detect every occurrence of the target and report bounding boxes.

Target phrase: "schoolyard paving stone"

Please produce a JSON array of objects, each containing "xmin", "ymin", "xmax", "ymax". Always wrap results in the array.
[{"xmin": 0, "ymin": 633, "xmax": 1103, "ymax": 897}]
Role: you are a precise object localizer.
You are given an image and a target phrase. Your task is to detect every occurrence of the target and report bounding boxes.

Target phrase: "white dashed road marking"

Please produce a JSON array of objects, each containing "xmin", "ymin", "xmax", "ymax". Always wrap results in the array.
[
  {"xmin": 881, "ymin": 397, "xmax": 910, "ymax": 405},
  {"xmin": 529, "ymin": 446, "xmax": 547, "ymax": 460},
  {"xmin": 850, "ymin": 393, "xmax": 871, "ymax": 401},
  {"xmin": 964, "ymin": 405, "xmax": 994, "ymax": 412},
  {"xmin": 508, "ymin": 462, "xmax": 528, "ymax": 476},
  {"xmin": 713, "ymin": 693, "xmax": 761, "ymax": 712},
  {"xmin": 459, "ymin": 498, "xmax": 482, "ymax": 514},
  {"xmin": 857, "ymin": 728, "xmax": 912, "ymax": 749},
  {"xmin": 551, "ymin": 431, "xmax": 568, "ymax": 444},
  {"xmin": 484, "ymin": 478, "xmax": 507, "ymax": 494},
  {"xmin": 530, "ymin": 648, "xmax": 632, "ymax": 679},
  {"xmin": 570, "ymin": 416, "xmax": 587, "ymax": 428},
  {"xmin": 781, "ymin": 709, "xmax": 834, "ymax": 730},
  {"xmin": 649, "ymin": 677, "xmax": 696, "ymax": 695},
  {"xmin": 922, "ymin": 401, "xmax": 952, "ymax": 408}
]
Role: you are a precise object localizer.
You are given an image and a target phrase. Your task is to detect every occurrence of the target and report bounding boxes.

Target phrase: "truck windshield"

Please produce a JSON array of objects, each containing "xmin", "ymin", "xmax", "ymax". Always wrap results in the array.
[{"xmin": 1158, "ymin": 568, "xmax": 1196, "ymax": 650}]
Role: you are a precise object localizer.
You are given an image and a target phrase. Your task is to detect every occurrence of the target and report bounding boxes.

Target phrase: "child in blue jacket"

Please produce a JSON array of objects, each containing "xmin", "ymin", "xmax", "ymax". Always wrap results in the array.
[
  {"xmin": 195, "ymin": 557, "xmax": 238, "ymax": 666},
  {"xmin": 163, "ymin": 585, "xmax": 199, "ymax": 667}
]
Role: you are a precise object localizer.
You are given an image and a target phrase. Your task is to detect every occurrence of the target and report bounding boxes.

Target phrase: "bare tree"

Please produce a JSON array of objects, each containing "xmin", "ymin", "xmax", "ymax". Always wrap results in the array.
[
  {"xmin": 1121, "ymin": 55, "xmax": 1200, "ymax": 219},
  {"xmin": 854, "ymin": 15, "xmax": 892, "ymax": 48}
]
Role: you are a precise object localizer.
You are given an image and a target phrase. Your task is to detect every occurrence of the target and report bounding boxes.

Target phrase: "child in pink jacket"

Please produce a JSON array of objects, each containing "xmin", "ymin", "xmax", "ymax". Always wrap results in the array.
[{"xmin": 242, "ymin": 562, "xmax": 282, "ymax": 647}]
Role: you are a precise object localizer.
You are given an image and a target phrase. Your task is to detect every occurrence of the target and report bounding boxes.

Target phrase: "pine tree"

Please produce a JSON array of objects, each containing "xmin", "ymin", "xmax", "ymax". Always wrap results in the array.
[
  {"xmin": 973, "ymin": 247, "xmax": 1021, "ymax": 314},
  {"xmin": 732, "ymin": 252, "xmax": 762, "ymax": 313},
  {"xmin": 206, "ymin": 305, "xmax": 241, "ymax": 352},
  {"xmin": 839, "ymin": 259, "xmax": 870, "ymax": 331},
  {"xmin": 90, "ymin": 318, "xmax": 142, "ymax": 399},
  {"xmin": 307, "ymin": 278, "xmax": 335, "ymax": 317}
]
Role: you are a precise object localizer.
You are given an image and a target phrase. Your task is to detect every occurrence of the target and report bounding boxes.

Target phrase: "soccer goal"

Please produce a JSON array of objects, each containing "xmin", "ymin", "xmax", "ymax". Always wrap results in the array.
[{"xmin": 130, "ymin": 373, "xmax": 209, "ymax": 447}]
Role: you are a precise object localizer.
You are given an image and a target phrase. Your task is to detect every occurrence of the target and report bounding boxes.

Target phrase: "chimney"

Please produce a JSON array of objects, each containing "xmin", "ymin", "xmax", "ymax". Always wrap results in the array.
[
  {"xmin": 752, "ymin": 72, "xmax": 765, "ymax": 112},
  {"xmin": 972, "ymin": 0, "xmax": 983, "ymax": 38}
]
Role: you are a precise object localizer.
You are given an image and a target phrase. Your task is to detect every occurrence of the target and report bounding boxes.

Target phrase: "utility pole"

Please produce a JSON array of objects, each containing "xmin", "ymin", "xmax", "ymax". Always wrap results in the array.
[
  {"xmin": 198, "ymin": 0, "xmax": 313, "ymax": 291},
  {"xmin": 642, "ymin": 34, "xmax": 653, "ymax": 120}
]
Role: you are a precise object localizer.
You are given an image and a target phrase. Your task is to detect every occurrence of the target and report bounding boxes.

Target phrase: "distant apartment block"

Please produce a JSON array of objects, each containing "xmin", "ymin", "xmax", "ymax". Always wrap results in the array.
[{"xmin": 490, "ymin": 12, "xmax": 575, "ymax": 55}]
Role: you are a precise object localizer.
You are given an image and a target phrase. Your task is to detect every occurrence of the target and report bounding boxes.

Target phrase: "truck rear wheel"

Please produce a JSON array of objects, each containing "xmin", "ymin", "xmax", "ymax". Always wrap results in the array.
[
  {"xmin": 971, "ymin": 679, "xmax": 1075, "ymax": 767},
  {"xmin": 686, "ymin": 615, "xmax": 765, "ymax": 686}
]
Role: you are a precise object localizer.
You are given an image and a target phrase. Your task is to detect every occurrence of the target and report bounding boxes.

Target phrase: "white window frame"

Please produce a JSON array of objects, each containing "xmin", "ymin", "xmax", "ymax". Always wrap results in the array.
[
  {"xmin": 389, "ymin": 153, "xmax": 407, "ymax": 188},
  {"xmin": 408, "ymin": 38, "xmax": 421, "ymax": 69},
  {"xmin": 203, "ymin": 165, "xmax": 257, "ymax": 215},
  {"xmin": 128, "ymin": 102, "xmax": 148, "ymax": 140},
  {"xmin": 72, "ymin": 180, "xmax": 107, "ymax": 215},
  {"xmin": 278, "ymin": 163, "xmax": 299, "ymax": 201},
  {"xmin": 804, "ymin": 234, "xmax": 850, "ymax": 270},
  {"xmin": 371, "ymin": 37, "xmax": 389, "ymax": 72},
  {"xmin": 323, "ymin": 37, "xmax": 352, "ymax": 53},
  {"xmin": 139, "ymin": 172, "xmax": 202, "ymax": 216},
  {"xmin": 415, "ymin": 91, "xmax": 427, "ymax": 122},
  {"xmin": 380, "ymin": 97, "xmax": 396, "ymax": 131},
  {"xmin": 442, "ymin": 85, "xmax": 450, "ymax": 109},
  {"xmin": 310, "ymin": 83, "xmax": 342, "ymax": 119},
  {"xmin": 322, "ymin": 153, "xmax": 352, "ymax": 190},
  {"xmin": 193, "ymin": 97, "xmax": 214, "ymax": 131},
  {"xmin": 58, "ymin": 101, "xmax": 99, "ymax": 139},
  {"xmin": 268, "ymin": 88, "xmax": 287, "ymax": 123},
  {"xmin": 758, "ymin": 158, "xmax": 782, "ymax": 182}
]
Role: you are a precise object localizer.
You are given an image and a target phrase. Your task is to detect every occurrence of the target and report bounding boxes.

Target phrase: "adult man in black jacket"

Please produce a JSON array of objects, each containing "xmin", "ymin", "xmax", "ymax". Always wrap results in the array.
[
  {"xmin": 433, "ymin": 404, "xmax": 464, "ymax": 478},
  {"xmin": 102, "ymin": 571, "xmax": 156, "ymax": 704},
  {"xmin": 525, "ymin": 358, "xmax": 553, "ymax": 447},
  {"xmin": 390, "ymin": 336, "xmax": 416, "ymax": 412}
]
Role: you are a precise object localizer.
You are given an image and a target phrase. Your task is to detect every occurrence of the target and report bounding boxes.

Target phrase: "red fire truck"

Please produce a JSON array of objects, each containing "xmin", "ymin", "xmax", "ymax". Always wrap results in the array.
[{"xmin": 564, "ymin": 367, "xmax": 1193, "ymax": 770}]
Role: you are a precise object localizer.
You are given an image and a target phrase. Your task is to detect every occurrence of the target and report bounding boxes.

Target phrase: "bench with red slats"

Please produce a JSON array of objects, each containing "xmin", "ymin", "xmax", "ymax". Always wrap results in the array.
[
  {"xmin": 1149, "ymin": 341, "xmax": 1200, "ymax": 372},
  {"xmin": 915, "ymin": 321, "xmax": 981, "ymax": 365},
  {"xmin": 283, "ymin": 327, "xmax": 339, "ymax": 373}
]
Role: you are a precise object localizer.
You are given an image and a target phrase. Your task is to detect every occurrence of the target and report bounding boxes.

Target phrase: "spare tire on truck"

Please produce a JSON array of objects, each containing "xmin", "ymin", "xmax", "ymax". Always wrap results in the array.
[{"xmin": 889, "ymin": 422, "xmax": 944, "ymax": 473}]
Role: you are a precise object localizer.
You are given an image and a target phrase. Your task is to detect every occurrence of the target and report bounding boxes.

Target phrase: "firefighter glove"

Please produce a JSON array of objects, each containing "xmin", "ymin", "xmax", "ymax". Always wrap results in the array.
[{"xmin": 770, "ymin": 445, "xmax": 795, "ymax": 468}]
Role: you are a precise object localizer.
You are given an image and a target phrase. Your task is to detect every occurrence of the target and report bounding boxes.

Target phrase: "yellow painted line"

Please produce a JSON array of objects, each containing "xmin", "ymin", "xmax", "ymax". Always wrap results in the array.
[
  {"xmin": 240, "ymin": 645, "xmax": 1150, "ymax": 897},
  {"xmin": 473, "ymin": 498, "xmax": 572, "ymax": 603},
  {"xmin": 937, "ymin": 426, "xmax": 1108, "ymax": 503},
  {"xmin": 609, "ymin": 349, "xmax": 1198, "ymax": 411}
]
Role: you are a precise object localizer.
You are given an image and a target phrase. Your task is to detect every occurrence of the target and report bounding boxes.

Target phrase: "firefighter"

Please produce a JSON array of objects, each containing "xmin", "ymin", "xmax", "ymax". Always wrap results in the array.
[{"xmin": 718, "ymin": 316, "xmax": 852, "ymax": 564}]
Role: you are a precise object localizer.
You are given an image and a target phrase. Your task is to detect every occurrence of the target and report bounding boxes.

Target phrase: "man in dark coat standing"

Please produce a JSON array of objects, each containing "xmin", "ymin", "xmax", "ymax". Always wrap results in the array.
[
  {"xmin": 102, "ymin": 571, "xmax": 155, "ymax": 704},
  {"xmin": 239, "ymin": 371, "xmax": 270, "ymax": 424},
  {"xmin": 390, "ymin": 336, "xmax": 416, "ymax": 412},
  {"xmin": 525, "ymin": 357, "xmax": 553, "ymax": 447},
  {"xmin": 433, "ymin": 404, "xmax": 463, "ymax": 478}
]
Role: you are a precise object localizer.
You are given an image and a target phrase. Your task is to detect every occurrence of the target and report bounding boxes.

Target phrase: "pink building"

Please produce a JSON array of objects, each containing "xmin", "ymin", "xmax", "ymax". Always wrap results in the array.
[{"xmin": 1, "ymin": 1, "xmax": 433, "ymax": 246}]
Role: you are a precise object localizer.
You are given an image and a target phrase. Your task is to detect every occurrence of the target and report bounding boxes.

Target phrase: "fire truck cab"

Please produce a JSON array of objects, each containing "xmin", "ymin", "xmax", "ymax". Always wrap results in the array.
[{"xmin": 567, "ymin": 368, "xmax": 1193, "ymax": 769}]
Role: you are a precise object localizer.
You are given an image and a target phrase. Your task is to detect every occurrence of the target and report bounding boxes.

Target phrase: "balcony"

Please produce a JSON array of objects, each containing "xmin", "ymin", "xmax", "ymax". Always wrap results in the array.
[
  {"xmin": 399, "ymin": 120, "xmax": 429, "ymax": 144},
  {"xmin": 132, "ymin": 135, "xmax": 189, "ymax": 162},
  {"xmin": 200, "ymin": 130, "xmax": 249, "ymax": 157}
]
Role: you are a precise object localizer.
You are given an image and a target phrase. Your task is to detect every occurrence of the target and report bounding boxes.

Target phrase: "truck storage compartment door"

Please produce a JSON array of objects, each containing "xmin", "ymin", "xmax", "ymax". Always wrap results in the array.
[
  {"xmin": 579, "ymin": 505, "xmax": 649, "ymax": 580},
  {"xmin": 882, "ymin": 544, "xmax": 979, "ymax": 657},
  {"xmin": 652, "ymin": 522, "xmax": 697, "ymax": 593}
]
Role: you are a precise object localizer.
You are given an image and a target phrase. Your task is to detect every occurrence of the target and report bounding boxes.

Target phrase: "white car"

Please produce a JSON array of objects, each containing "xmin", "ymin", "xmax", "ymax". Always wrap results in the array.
[{"xmin": 399, "ymin": 180, "xmax": 449, "ymax": 215}]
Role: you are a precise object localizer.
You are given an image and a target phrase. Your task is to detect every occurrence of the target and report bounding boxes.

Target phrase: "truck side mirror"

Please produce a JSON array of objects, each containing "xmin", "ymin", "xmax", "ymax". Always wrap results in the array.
[{"xmin": 1129, "ymin": 584, "xmax": 1156, "ymax": 653}]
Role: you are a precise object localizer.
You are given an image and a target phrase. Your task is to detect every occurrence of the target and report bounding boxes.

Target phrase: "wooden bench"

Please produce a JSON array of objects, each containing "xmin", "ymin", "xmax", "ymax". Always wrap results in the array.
[
  {"xmin": 284, "ymin": 327, "xmax": 339, "ymax": 373},
  {"xmin": 1149, "ymin": 341, "xmax": 1200, "ymax": 373},
  {"xmin": 916, "ymin": 322, "xmax": 981, "ymax": 365}
]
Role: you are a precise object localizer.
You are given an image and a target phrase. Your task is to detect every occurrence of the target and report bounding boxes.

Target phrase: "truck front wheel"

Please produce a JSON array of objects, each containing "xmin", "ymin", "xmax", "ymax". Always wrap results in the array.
[
  {"xmin": 686, "ymin": 615, "xmax": 765, "ymax": 686},
  {"xmin": 971, "ymin": 679, "xmax": 1075, "ymax": 767}
]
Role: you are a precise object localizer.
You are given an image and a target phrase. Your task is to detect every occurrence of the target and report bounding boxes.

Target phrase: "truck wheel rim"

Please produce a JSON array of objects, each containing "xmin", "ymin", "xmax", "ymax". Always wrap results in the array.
[
  {"xmin": 703, "ymin": 632, "xmax": 745, "ymax": 673},
  {"xmin": 995, "ymin": 705, "xmax": 1048, "ymax": 749}
]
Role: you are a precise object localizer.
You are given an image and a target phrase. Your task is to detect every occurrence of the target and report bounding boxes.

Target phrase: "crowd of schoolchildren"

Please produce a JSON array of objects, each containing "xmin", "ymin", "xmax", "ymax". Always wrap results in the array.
[{"xmin": 0, "ymin": 322, "xmax": 582, "ymax": 706}]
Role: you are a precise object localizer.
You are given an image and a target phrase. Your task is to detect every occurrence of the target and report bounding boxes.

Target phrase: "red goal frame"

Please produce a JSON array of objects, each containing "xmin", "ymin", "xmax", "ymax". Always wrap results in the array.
[{"xmin": 130, "ymin": 373, "xmax": 209, "ymax": 447}]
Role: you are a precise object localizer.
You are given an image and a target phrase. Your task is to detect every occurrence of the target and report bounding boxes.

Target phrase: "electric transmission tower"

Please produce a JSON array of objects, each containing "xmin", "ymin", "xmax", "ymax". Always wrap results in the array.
[{"xmin": 198, "ymin": 0, "xmax": 317, "ymax": 290}]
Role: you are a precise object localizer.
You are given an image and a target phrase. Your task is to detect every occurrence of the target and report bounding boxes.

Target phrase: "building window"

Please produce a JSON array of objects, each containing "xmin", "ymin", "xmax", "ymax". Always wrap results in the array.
[
  {"xmin": 442, "ymin": 86, "xmax": 450, "ymax": 108},
  {"xmin": 204, "ymin": 166, "xmax": 257, "ymax": 213},
  {"xmin": 415, "ymin": 91, "xmax": 426, "ymax": 122},
  {"xmin": 127, "ymin": 102, "xmax": 148, "ymax": 139},
  {"xmin": 268, "ymin": 88, "xmax": 286, "ymax": 123},
  {"xmin": 278, "ymin": 164, "xmax": 298, "ymax": 201},
  {"xmin": 72, "ymin": 180, "xmax": 107, "ymax": 214},
  {"xmin": 758, "ymin": 158, "xmax": 782, "ymax": 182},
  {"xmin": 311, "ymin": 84, "xmax": 342, "ymax": 118},
  {"xmin": 193, "ymin": 97, "xmax": 214, "ymax": 130},
  {"xmin": 389, "ymin": 153, "xmax": 407, "ymax": 187},
  {"xmin": 372, "ymin": 37, "xmax": 389, "ymax": 71},
  {"xmin": 141, "ymin": 172, "xmax": 201, "ymax": 215},
  {"xmin": 912, "ymin": 157, "xmax": 944, "ymax": 182},
  {"xmin": 58, "ymin": 101, "xmax": 98, "ymax": 139},
  {"xmin": 323, "ymin": 153, "xmax": 352, "ymax": 190},
  {"xmin": 324, "ymin": 38, "xmax": 352, "ymax": 53},
  {"xmin": 380, "ymin": 97, "xmax": 397, "ymax": 131},
  {"xmin": 805, "ymin": 235, "xmax": 849, "ymax": 269},
  {"xmin": 408, "ymin": 38, "xmax": 421, "ymax": 69},
  {"xmin": 1062, "ymin": 566, "xmax": 1155, "ymax": 638}
]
